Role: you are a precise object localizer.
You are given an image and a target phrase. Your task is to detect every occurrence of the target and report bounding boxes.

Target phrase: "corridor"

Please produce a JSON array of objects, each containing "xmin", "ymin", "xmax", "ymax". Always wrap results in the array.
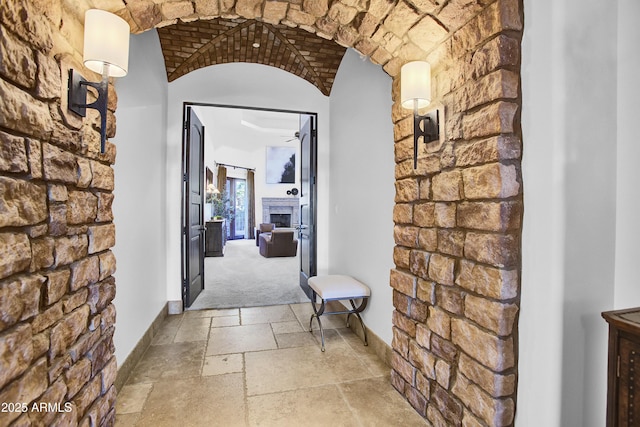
[{"xmin": 114, "ymin": 304, "xmax": 427, "ymax": 426}]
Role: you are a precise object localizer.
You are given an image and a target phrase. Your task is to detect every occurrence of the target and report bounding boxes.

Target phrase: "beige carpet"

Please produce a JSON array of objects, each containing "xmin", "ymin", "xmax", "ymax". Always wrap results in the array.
[{"xmin": 189, "ymin": 239, "xmax": 309, "ymax": 310}]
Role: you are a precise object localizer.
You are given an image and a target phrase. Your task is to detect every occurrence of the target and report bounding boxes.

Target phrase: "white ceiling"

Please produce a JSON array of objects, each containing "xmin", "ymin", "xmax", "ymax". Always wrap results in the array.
[{"xmin": 192, "ymin": 106, "xmax": 300, "ymax": 152}]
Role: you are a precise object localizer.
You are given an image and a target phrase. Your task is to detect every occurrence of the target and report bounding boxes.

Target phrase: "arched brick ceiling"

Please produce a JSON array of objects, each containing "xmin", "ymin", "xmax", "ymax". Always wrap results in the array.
[
  {"xmin": 113, "ymin": 0, "xmax": 493, "ymax": 86},
  {"xmin": 156, "ymin": 18, "xmax": 346, "ymax": 96}
]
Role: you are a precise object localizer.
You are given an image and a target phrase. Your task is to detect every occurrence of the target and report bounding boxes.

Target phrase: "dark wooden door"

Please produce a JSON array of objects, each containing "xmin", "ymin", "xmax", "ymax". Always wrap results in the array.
[
  {"xmin": 299, "ymin": 114, "xmax": 317, "ymax": 299},
  {"xmin": 183, "ymin": 108, "xmax": 205, "ymax": 307}
]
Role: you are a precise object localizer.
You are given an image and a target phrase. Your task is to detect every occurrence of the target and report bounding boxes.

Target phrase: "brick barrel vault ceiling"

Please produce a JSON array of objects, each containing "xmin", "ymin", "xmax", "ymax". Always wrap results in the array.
[{"xmin": 156, "ymin": 18, "xmax": 347, "ymax": 96}]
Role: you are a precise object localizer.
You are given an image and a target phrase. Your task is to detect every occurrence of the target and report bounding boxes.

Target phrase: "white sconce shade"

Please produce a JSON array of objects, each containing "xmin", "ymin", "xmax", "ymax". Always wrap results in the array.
[
  {"xmin": 83, "ymin": 9, "xmax": 130, "ymax": 77},
  {"xmin": 401, "ymin": 61, "xmax": 431, "ymax": 109}
]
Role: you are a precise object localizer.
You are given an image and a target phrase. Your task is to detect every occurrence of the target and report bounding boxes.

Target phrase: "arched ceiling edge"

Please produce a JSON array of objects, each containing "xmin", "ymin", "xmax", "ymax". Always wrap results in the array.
[{"xmin": 111, "ymin": 0, "xmax": 495, "ymax": 87}]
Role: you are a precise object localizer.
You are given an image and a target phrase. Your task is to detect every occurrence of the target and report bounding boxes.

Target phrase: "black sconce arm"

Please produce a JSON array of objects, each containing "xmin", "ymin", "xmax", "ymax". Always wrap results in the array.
[
  {"xmin": 68, "ymin": 69, "xmax": 109, "ymax": 153},
  {"xmin": 412, "ymin": 100, "xmax": 440, "ymax": 169}
]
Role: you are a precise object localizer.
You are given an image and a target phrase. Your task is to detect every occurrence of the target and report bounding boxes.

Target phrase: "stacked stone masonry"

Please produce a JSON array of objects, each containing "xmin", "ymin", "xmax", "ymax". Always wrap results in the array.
[
  {"xmin": 0, "ymin": 0, "xmax": 118, "ymax": 425},
  {"xmin": 0, "ymin": 0, "xmax": 523, "ymax": 425}
]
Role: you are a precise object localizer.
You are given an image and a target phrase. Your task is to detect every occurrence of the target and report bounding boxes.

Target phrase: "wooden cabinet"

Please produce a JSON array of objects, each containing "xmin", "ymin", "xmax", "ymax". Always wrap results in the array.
[
  {"xmin": 205, "ymin": 219, "xmax": 226, "ymax": 257},
  {"xmin": 602, "ymin": 307, "xmax": 640, "ymax": 427}
]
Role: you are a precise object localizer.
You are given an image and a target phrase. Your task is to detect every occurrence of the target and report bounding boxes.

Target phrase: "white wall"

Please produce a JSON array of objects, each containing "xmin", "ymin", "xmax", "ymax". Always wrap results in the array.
[
  {"xmin": 166, "ymin": 63, "xmax": 331, "ymax": 301},
  {"xmin": 519, "ymin": 0, "xmax": 629, "ymax": 425},
  {"xmin": 329, "ymin": 49, "xmax": 395, "ymax": 344},
  {"xmin": 112, "ymin": 30, "xmax": 168, "ymax": 364},
  {"xmin": 615, "ymin": 0, "xmax": 640, "ymax": 307}
]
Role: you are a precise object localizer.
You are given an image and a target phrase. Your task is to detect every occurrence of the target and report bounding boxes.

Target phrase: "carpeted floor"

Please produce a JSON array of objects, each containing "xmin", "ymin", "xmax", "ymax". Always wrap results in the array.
[{"xmin": 189, "ymin": 239, "xmax": 309, "ymax": 310}]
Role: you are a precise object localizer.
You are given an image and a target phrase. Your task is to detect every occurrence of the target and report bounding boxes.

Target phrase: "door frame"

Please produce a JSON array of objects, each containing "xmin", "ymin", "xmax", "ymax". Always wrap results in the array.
[
  {"xmin": 181, "ymin": 106, "xmax": 206, "ymax": 308},
  {"xmin": 180, "ymin": 102, "xmax": 318, "ymax": 309}
]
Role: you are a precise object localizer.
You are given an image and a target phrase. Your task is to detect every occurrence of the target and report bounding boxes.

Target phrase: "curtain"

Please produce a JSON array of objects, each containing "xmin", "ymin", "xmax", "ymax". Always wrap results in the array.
[
  {"xmin": 247, "ymin": 170, "xmax": 256, "ymax": 239},
  {"xmin": 216, "ymin": 165, "xmax": 227, "ymax": 193}
]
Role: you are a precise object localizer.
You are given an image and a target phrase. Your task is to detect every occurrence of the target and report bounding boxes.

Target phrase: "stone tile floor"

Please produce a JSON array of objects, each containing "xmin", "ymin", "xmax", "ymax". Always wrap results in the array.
[{"xmin": 115, "ymin": 303, "xmax": 428, "ymax": 426}]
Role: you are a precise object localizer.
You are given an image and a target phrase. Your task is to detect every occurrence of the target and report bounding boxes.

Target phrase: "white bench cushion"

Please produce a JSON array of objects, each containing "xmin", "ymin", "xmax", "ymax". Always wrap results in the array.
[{"xmin": 308, "ymin": 275, "xmax": 370, "ymax": 300}]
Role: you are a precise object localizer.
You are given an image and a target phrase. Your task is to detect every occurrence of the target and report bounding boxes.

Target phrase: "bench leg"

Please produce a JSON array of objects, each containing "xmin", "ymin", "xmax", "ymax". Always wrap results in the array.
[
  {"xmin": 347, "ymin": 299, "xmax": 368, "ymax": 346},
  {"xmin": 309, "ymin": 293, "xmax": 327, "ymax": 352}
]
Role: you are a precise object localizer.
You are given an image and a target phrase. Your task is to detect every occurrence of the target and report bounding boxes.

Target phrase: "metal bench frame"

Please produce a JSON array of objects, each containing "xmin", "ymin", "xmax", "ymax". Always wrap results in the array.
[{"xmin": 309, "ymin": 292, "xmax": 369, "ymax": 352}]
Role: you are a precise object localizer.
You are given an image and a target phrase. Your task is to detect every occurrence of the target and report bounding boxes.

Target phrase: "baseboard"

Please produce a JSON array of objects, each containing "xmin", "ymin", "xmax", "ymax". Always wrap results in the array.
[
  {"xmin": 327, "ymin": 300, "xmax": 392, "ymax": 367},
  {"xmin": 115, "ymin": 302, "xmax": 170, "ymax": 392},
  {"xmin": 168, "ymin": 300, "xmax": 183, "ymax": 315},
  {"xmin": 346, "ymin": 315, "xmax": 392, "ymax": 367}
]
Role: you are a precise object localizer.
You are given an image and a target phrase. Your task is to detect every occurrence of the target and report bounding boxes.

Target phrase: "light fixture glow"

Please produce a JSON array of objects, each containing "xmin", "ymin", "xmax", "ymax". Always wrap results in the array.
[
  {"xmin": 68, "ymin": 9, "xmax": 130, "ymax": 153},
  {"xmin": 400, "ymin": 60, "xmax": 440, "ymax": 169},
  {"xmin": 401, "ymin": 61, "xmax": 431, "ymax": 109},
  {"xmin": 83, "ymin": 9, "xmax": 130, "ymax": 77}
]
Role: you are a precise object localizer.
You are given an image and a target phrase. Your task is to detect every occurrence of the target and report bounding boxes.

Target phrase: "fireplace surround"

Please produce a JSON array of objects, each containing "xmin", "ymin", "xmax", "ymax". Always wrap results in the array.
[{"xmin": 262, "ymin": 197, "xmax": 299, "ymax": 228}]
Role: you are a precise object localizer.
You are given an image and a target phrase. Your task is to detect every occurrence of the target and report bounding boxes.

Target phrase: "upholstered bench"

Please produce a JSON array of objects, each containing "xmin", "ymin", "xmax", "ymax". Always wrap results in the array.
[{"xmin": 307, "ymin": 275, "xmax": 370, "ymax": 351}]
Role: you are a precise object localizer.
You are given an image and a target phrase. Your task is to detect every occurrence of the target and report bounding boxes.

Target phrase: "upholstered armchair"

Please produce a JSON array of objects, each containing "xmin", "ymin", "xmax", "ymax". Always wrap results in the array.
[
  {"xmin": 255, "ymin": 223, "xmax": 275, "ymax": 246},
  {"xmin": 259, "ymin": 230, "xmax": 298, "ymax": 257}
]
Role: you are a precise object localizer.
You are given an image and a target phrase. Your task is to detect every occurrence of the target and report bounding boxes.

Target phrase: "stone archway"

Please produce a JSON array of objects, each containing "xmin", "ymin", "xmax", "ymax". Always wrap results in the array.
[
  {"xmin": 0, "ymin": 0, "xmax": 523, "ymax": 425},
  {"xmin": 115, "ymin": 0, "xmax": 525, "ymax": 425}
]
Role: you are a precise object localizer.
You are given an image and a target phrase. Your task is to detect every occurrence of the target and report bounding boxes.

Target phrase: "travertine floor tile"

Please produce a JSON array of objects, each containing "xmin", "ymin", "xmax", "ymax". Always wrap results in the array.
[
  {"xmin": 185, "ymin": 308, "xmax": 239, "ymax": 318},
  {"xmin": 178, "ymin": 317, "xmax": 212, "ymax": 328},
  {"xmin": 114, "ymin": 412, "xmax": 139, "ymax": 427},
  {"xmin": 203, "ymin": 353, "xmax": 243, "ymax": 376},
  {"xmin": 174, "ymin": 317, "xmax": 212, "ymax": 342},
  {"xmin": 211, "ymin": 315, "xmax": 240, "ymax": 328},
  {"xmin": 207, "ymin": 323, "xmax": 277, "ymax": 355},
  {"xmin": 291, "ymin": 302, "xmax": 349, "ymax": 330},
  {"xmin": 247, "ymin": 385, "xmax": 358, "ymax": 427},
  {"xmin": 339, "ymin": 377, "xmax": 429, "ymax": 426},
  {"xmin": 310, "ymin": 327, "xmax": 350, "ymax": 351},
  {"xmin": 151, "ymin": 315, "xmax": 183, "ymax": 345},
  {"xmin": 116, "ymin": 304, "xmax": 422, "ymax": 427},
  {"xmin": 336, "ymin": 328, "xmax": 389, "ymax": 377},
  {"xmin": 271, "ymin": 320, "xmax": 305, "ymax": 334},
  {"xmin": 275, "ymin": 331, "xmax": 317, "ymax": 349},
  {"xmin": 245, "ymin": 343, "xmax": 372, "ymax": 396},
  {"xmin": 116, "ymin": 383, "xmax": 153, "ymax": 414},
  {"xmin": 126, "ymin": 341, "xmax": 205, "ymax": 384},
  {"xmin": 134, "ymin": 374, "xmax": 246, "ymax": 427},
  {"xmin": 212, "ymin": 308, "xmax": 240, "ymax": 317},
  {"xmin": 241, "ymin": 305, "xmax": 297, "ymax": 325}
]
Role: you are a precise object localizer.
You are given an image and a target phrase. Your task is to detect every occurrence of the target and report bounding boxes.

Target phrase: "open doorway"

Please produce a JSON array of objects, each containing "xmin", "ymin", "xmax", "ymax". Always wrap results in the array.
[{"xmin": 181, "ymin": 104, "xmax": 317, "ymax": 310}]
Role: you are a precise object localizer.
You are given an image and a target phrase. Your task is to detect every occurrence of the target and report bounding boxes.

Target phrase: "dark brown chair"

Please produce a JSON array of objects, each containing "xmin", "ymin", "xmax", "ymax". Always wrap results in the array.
[
  {"xmin": 259, "ymin": 230, "xmax": 298, "ymax": 257},
  {"xmin": 255, "ymin": 223, "xmax": 275, "ymax": 246}
]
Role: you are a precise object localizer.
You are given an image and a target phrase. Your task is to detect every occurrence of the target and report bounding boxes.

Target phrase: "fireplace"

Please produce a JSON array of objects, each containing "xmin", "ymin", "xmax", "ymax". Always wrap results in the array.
[
  {"xmin": 262, "ymin": 197, "xmax": 299, "ymax": 228},
  {"xmin": 270, "ymin": 213, "xmax": 291, "ymax": 228}
]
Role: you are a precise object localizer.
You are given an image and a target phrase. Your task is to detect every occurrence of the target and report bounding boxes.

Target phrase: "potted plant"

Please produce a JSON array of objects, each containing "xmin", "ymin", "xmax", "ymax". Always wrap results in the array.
[{"xmin": 209, "ymin": 188, "xmax": 232, "ymax": 221}]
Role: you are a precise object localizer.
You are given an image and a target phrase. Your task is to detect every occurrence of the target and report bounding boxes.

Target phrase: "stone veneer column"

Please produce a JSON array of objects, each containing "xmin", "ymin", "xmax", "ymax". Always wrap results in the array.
[
  {"xmin": 0, "ymin": 1, "xmax": 118, "ymax": 425},
  {"xmin": 389, "ymin": 2, "xmax": 523, "ymax": 426},
  {"xmin": 0, "ymin": 0, "xmax": 524, "ymax": 424}
]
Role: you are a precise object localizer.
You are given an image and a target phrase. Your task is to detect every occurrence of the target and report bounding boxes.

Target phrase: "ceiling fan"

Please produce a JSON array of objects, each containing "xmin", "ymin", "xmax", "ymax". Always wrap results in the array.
[{"xmin": 282, "ymin": 131, "xmax": 300, "ymax": 143}]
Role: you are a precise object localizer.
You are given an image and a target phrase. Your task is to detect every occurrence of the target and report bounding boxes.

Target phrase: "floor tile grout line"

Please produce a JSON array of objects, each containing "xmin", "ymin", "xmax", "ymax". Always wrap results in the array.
[
  {"xmin": 242, "ymin": 351, "xmax": 250, "ymax": 427},
  {"xmin": 116, "ymin": 306, "xmax": 414, "ymax": 426},
  {"xmin": 336, "ymin": 382, "xmax": 366, "ymax": 427}
]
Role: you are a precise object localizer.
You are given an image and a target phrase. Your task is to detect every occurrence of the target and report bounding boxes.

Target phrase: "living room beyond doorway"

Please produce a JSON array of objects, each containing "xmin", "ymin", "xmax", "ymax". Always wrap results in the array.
[
  {"xmin": 191, "ymin": 239, "xmax": 306, "ymax": 309},
  {"xmin": 184, "ymin": 104, "xmax": 317, "ymax": 310}
]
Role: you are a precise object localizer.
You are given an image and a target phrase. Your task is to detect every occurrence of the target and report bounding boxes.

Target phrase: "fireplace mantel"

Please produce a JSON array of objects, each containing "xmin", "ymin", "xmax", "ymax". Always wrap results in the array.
[{"xmin": 262, "ymin": 197, "xmax": 299, "ymax": 228}]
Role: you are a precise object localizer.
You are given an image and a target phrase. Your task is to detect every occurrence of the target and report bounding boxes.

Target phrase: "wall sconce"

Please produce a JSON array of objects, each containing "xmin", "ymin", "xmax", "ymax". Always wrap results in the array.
[
  {"xmin": 401, "ymin": 61, "xmax": 440, "ymax": 169},
  {"xmin": 68, "ymin": 9, "xmax": 130, "ymax": 153}
]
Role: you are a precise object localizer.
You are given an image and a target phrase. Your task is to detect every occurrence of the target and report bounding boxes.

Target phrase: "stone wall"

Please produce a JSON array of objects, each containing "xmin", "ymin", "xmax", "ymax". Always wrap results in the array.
[
  {"xmin": 0, "ymin": 0, "xmax": 118, "ymax": 425},
  {"xmin": 0, "ymin": 0, "xmax": 523, "ymax": 425},
  {"xmin": 389, "ymin": 2, "xmax": 523, "ymax": 426}
]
